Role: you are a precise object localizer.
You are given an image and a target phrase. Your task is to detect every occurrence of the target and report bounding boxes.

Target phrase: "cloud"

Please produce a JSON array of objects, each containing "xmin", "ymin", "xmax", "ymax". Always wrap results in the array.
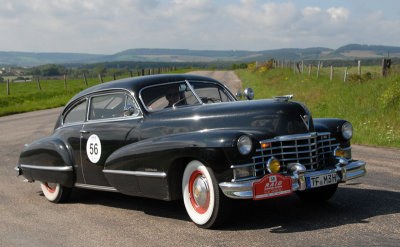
[
  {"xmin": 0, "ymin": 0, "xmax": 399, "ymax": 53},
  {"xmin": 327, "ymin": 7, "xmax": 350, "ymax": 23}
]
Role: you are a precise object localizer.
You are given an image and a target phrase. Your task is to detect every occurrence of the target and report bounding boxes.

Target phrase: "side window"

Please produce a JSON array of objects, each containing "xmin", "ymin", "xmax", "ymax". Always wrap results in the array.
[
  {"xmin": 140, "ymin": 83, "xmax": 199, "ymax": 111},
  {"xmin": 64, "ymin": 100, "xmax": 87, "ymax": 124},
  {"xmin": 89, "ymin": 94, "xmax": 126, "ymax": 120}
]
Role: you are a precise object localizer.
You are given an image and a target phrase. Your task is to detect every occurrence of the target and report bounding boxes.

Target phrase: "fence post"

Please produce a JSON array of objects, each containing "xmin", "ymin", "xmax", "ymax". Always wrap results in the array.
[
  {"xmin": 382, "ymin": 58, "xmax": 391, "ymax": 77},
  {"xmin": 358, "ymin": 60, "xmax": 361, "ymax": 76},
  {"xmin": 129, "ymin": 70, "xmax": 133, "ymax": 77},
  {"xmin": 296, "ymin": 62, "xmax": 301, "ymax": 74},
  {"xmin": 382, "ymin": 59, "xmax": 386, "ymax": 77},
  {"xmin": 344, "ymin": 67, "xmax": 348, "ymax": 82},
  {"xmin": 7, "ymin": 79, "xmax": 10, "ymax": 95},
  {"xmin": 330, "ymin": 66, "xmax": 334, "ymax": 81},
  {"xmin": 308, "ymin": 64, "xmax": 312, "ymax": 76},
  {"xmin": 37, "ymin": 77, "xmax": 42, "ymax": 91},
  {"xmin": 113, "ymin": 73, "xmax": 116, "ymax": 80},
  {"xmin": 98, "ymin": 74, "xmax": 103, "ymax": 84},
  {"xmin": 301, "ymin": 60, "xmax": 304, "ymax": 74},
  {"xmin": 317, "ymin": 61, "xmax": 321, "ymax": 79},
  {"xmin": 64, "ymin": 74, "xmax": 67, "ymax": 89},
  {"xmin": 83, "ymin": 72, "xmax": 88, "ymax": 87}
]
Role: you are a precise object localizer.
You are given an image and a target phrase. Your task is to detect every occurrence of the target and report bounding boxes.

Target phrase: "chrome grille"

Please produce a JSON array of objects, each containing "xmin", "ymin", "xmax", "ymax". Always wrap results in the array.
[{"xmin": 233, "ymin": 132, "xmax": 339, "ymax": 182}]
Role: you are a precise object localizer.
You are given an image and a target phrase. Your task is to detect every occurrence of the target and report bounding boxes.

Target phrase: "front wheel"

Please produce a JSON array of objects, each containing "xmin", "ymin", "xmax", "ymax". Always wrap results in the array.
[
  {"xmin": 40, "ymin": 182, "xmax": 71, "ymax": 203},
  {"xmin": 296, "ymin": 183, "xmax": 338, "ymax": 202},
  {"xmin": 182, "ymin": 160, "xmax": 229, "ymax": 228}
]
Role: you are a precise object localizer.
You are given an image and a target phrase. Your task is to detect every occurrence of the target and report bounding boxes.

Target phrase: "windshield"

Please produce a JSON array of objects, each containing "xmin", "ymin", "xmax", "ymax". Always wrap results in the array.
[{"xmin": 139, "ymin": 80, "xmax": 234, "ymax": 111}]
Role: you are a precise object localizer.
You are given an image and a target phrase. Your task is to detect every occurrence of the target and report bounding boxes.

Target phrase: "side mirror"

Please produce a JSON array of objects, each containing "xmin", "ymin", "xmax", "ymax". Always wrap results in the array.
[
  {"xmin": 123, "ymin": 105, "xmax": 137, "ymax": 116},
  {"xmin": 243, "ymin": 88, "xmax": 254, "ymax": 100},
  {"xmin": 236, "ymin": 91, "xmax": 243, "ymax": 100}
]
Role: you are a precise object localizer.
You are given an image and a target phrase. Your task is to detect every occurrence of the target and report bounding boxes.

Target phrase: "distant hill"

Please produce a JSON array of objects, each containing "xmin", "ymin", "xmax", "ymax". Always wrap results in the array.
[
  {"xmin": 333, "ymin": 44, "xmax": 400, "ymax": 58},
  {"xmin": 0, "ymin": 51, "xmax": 104, "ymax": 67},
  {"xmin": 1, "ymin": 44, "xmax": 399, "ymax": 67}
]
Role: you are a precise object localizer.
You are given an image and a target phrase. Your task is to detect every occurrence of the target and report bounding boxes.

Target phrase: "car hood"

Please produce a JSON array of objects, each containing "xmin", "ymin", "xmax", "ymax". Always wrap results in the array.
[{"xmin": 140, "ymin": 99, "xmax": 313, "ymax": 140}]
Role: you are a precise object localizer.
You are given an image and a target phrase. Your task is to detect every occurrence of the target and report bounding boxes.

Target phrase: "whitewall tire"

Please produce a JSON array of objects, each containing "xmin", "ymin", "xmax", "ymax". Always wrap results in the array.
[
  {"xmin": 40, "ymin": 182, "xmax": 71, "ymax": 203},
  {"xmin": 182, "ymin": 160, "xmax": 228, "ymax": 228}
]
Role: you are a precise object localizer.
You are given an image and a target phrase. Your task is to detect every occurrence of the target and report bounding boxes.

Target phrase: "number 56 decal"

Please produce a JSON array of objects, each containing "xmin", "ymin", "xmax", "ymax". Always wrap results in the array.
[{"xmin": 86, "ymin": 134, "xmax": 102, "ymax": 163}]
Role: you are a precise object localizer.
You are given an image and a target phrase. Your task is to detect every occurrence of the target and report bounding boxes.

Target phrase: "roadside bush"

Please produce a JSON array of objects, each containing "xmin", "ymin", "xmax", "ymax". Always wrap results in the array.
[
  {"xmin": 258, "ymin": 59, "xmax": 274, "ymax": 73},
  {"xmin": 378, "ymin": 81, "xmax": 400, "ymax": 110},
  {"xmin": 347, "ymin": 72, "xmax": 373, "ymax": 82}
]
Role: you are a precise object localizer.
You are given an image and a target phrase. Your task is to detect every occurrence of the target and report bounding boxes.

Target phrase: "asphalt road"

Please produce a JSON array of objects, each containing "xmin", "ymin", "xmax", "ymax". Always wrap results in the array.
[{"xmin": 1, "ymin": 71, "xmax": 399, "ymax": 246}]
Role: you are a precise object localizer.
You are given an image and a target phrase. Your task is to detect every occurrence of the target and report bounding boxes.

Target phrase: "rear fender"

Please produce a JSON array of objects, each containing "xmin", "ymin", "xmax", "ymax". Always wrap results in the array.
[{"xmin": 18, "ymin": 137, "xmax": 74, "ymax": 187}]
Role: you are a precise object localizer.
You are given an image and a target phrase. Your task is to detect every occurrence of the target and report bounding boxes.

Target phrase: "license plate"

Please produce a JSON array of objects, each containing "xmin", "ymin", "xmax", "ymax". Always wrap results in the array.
[
  {"xmin": 306, "ymin": 173, "xmax": 337, "ymax": 188},
  {"xmin": 253, "ymin": 174, "xmax": 293, "ymax": 200}
]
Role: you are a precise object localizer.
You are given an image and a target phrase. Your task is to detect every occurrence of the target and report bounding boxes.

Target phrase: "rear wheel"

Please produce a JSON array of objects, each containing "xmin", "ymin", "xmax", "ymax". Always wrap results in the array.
[
  {"xmin": 296, "ymin": 184, "xmax": 338, "ymax": 202},
  {"xmin": 182, "ymin": 160, "xmax": 228, "ymax": 228},
  {"xmin": 40, "ymin": 182, "xmax": 71, "ymax": 203}
]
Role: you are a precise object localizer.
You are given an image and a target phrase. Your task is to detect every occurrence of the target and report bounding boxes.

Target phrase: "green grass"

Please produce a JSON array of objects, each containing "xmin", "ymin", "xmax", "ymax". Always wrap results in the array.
[{"xmin": 236, "ymin": 67, "xmax": 400, "ymax": 148}]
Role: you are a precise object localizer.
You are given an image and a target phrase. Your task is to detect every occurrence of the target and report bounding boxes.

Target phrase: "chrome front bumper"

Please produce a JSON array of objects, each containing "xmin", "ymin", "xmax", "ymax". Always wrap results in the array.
[{"xmin": 219, "ymin": 158, "xmax": 366, "ymax": 199}]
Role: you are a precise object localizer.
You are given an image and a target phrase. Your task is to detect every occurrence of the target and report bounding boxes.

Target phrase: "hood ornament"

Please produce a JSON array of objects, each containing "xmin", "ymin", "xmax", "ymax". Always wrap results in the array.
[
  {"xmin": 300, "ymin": 115, "xmax": 310, "ymax": 131},
  {"xmin": 274, "ymin": 95, "xmax": 294, "ymax": 102}
]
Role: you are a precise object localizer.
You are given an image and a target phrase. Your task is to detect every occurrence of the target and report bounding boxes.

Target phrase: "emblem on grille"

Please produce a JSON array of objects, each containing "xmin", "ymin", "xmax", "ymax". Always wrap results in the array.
[{"xmin": 300, "ymin": 115, "xmax": 310, "ymax": 130}]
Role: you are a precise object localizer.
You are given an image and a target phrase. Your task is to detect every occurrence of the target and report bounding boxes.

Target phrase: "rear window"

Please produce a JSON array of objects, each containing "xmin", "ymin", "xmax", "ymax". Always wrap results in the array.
[{"xmin": 64, "ymin": 100, "xmax": 87, "ymax": 124}]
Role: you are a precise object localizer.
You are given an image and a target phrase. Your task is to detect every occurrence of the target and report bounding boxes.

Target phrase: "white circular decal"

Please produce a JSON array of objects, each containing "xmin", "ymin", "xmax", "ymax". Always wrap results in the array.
[{"xmin": 86, "ymin": 134, "xmax": 102, "ymax": 163}]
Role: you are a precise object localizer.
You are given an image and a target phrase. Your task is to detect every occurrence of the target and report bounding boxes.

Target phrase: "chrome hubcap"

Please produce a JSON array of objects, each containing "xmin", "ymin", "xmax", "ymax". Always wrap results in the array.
[{"xmin": 193, "ymin": 176, "xmax": 209, "ymax": 207}]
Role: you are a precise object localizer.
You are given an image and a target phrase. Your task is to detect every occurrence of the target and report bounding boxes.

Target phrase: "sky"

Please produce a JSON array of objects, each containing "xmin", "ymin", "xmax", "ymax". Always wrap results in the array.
[{"xmin": 0, "ymin": 0, "xmax": 399, "ymax": 54}]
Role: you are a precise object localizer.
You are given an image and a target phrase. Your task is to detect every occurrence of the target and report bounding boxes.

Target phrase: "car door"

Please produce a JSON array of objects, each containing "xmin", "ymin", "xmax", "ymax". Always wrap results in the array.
[
  {"xmin": 80, "ymin": 92, "xmax": 142, "ymax": 187},
  {"xmin": 57, "ymin": 98, "xmax": 88, "ymax": 185}
]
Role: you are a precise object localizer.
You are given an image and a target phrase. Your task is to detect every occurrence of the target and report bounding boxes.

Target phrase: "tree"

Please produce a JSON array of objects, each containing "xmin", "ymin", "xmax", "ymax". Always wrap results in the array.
[{"xmin": 94, "ymin": 66, "xmax": 107, "ymax": 76}]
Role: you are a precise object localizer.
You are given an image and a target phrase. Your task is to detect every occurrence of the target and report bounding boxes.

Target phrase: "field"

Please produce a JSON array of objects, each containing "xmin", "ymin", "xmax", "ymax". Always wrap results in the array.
[{"xmin": 236, "ymin": 65, "xmax": 400, "ymax": 148}]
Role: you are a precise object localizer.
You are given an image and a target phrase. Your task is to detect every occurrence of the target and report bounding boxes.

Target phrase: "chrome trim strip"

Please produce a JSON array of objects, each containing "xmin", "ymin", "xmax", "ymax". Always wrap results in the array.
[
  {"xmin": 185, "ymin": 80, "xmax": 203, "ymax": 104},
  {"xmin": 74, "ymin": 183, "xmax": 118, "ymax": 192},
  {"xmin": 103, "ymin": 169, "xmax": 167, "ymax": 178},
  {"xmin": 20, "ymin": 164, "xmax": 73, "ymax": 172}
]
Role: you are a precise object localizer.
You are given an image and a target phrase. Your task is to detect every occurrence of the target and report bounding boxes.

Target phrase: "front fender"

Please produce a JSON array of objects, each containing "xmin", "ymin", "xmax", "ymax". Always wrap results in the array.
[
  {"xmin": 18, "ymin": 137, "xmax": 74, "ymax": 187},
  {"xmin": 313, "ymin": 118, "xmax": 351, "ymax": 147},
  {"xmin": 103, "ymin": 130, "xmax": 246, "ymax": 200}
]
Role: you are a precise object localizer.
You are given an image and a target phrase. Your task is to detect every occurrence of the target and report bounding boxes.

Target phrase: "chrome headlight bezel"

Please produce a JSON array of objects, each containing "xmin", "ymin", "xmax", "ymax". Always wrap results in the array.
[
  {"xmin": 342, "ymin": 121, "xmax": 353, "ymax": 140},
  {"xmin": 237, "ymin": 135, "xmax": 253, "ymax": 155}
]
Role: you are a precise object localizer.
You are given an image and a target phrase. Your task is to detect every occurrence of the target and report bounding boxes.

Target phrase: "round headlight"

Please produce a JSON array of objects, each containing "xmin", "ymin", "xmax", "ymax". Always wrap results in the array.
[
  {"xmin": 237, "ymin": 135, "xmax": 252, "ymax": 155},
  {"xmin": 342, "ymin": 122, "xmax": 353, "ymax": 140}
]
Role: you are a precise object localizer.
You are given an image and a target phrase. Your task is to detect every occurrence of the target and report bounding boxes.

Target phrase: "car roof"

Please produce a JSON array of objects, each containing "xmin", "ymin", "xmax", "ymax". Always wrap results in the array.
[{"xmin": 68, "ymin": 74, "xmax": 220, "ymax": 104}]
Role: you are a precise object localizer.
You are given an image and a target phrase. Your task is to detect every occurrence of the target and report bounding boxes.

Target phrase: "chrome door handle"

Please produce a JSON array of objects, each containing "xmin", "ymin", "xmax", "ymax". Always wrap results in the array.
[{"xmin": 80, "ymin": 130, "xmax": 90, "ymax": 134}]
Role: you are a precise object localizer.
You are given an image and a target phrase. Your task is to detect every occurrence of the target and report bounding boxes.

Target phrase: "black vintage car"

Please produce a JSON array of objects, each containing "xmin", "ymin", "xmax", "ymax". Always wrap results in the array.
[{"xmin": 15, "ymin": 74, "xmax": 366, "ymax": 228}]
